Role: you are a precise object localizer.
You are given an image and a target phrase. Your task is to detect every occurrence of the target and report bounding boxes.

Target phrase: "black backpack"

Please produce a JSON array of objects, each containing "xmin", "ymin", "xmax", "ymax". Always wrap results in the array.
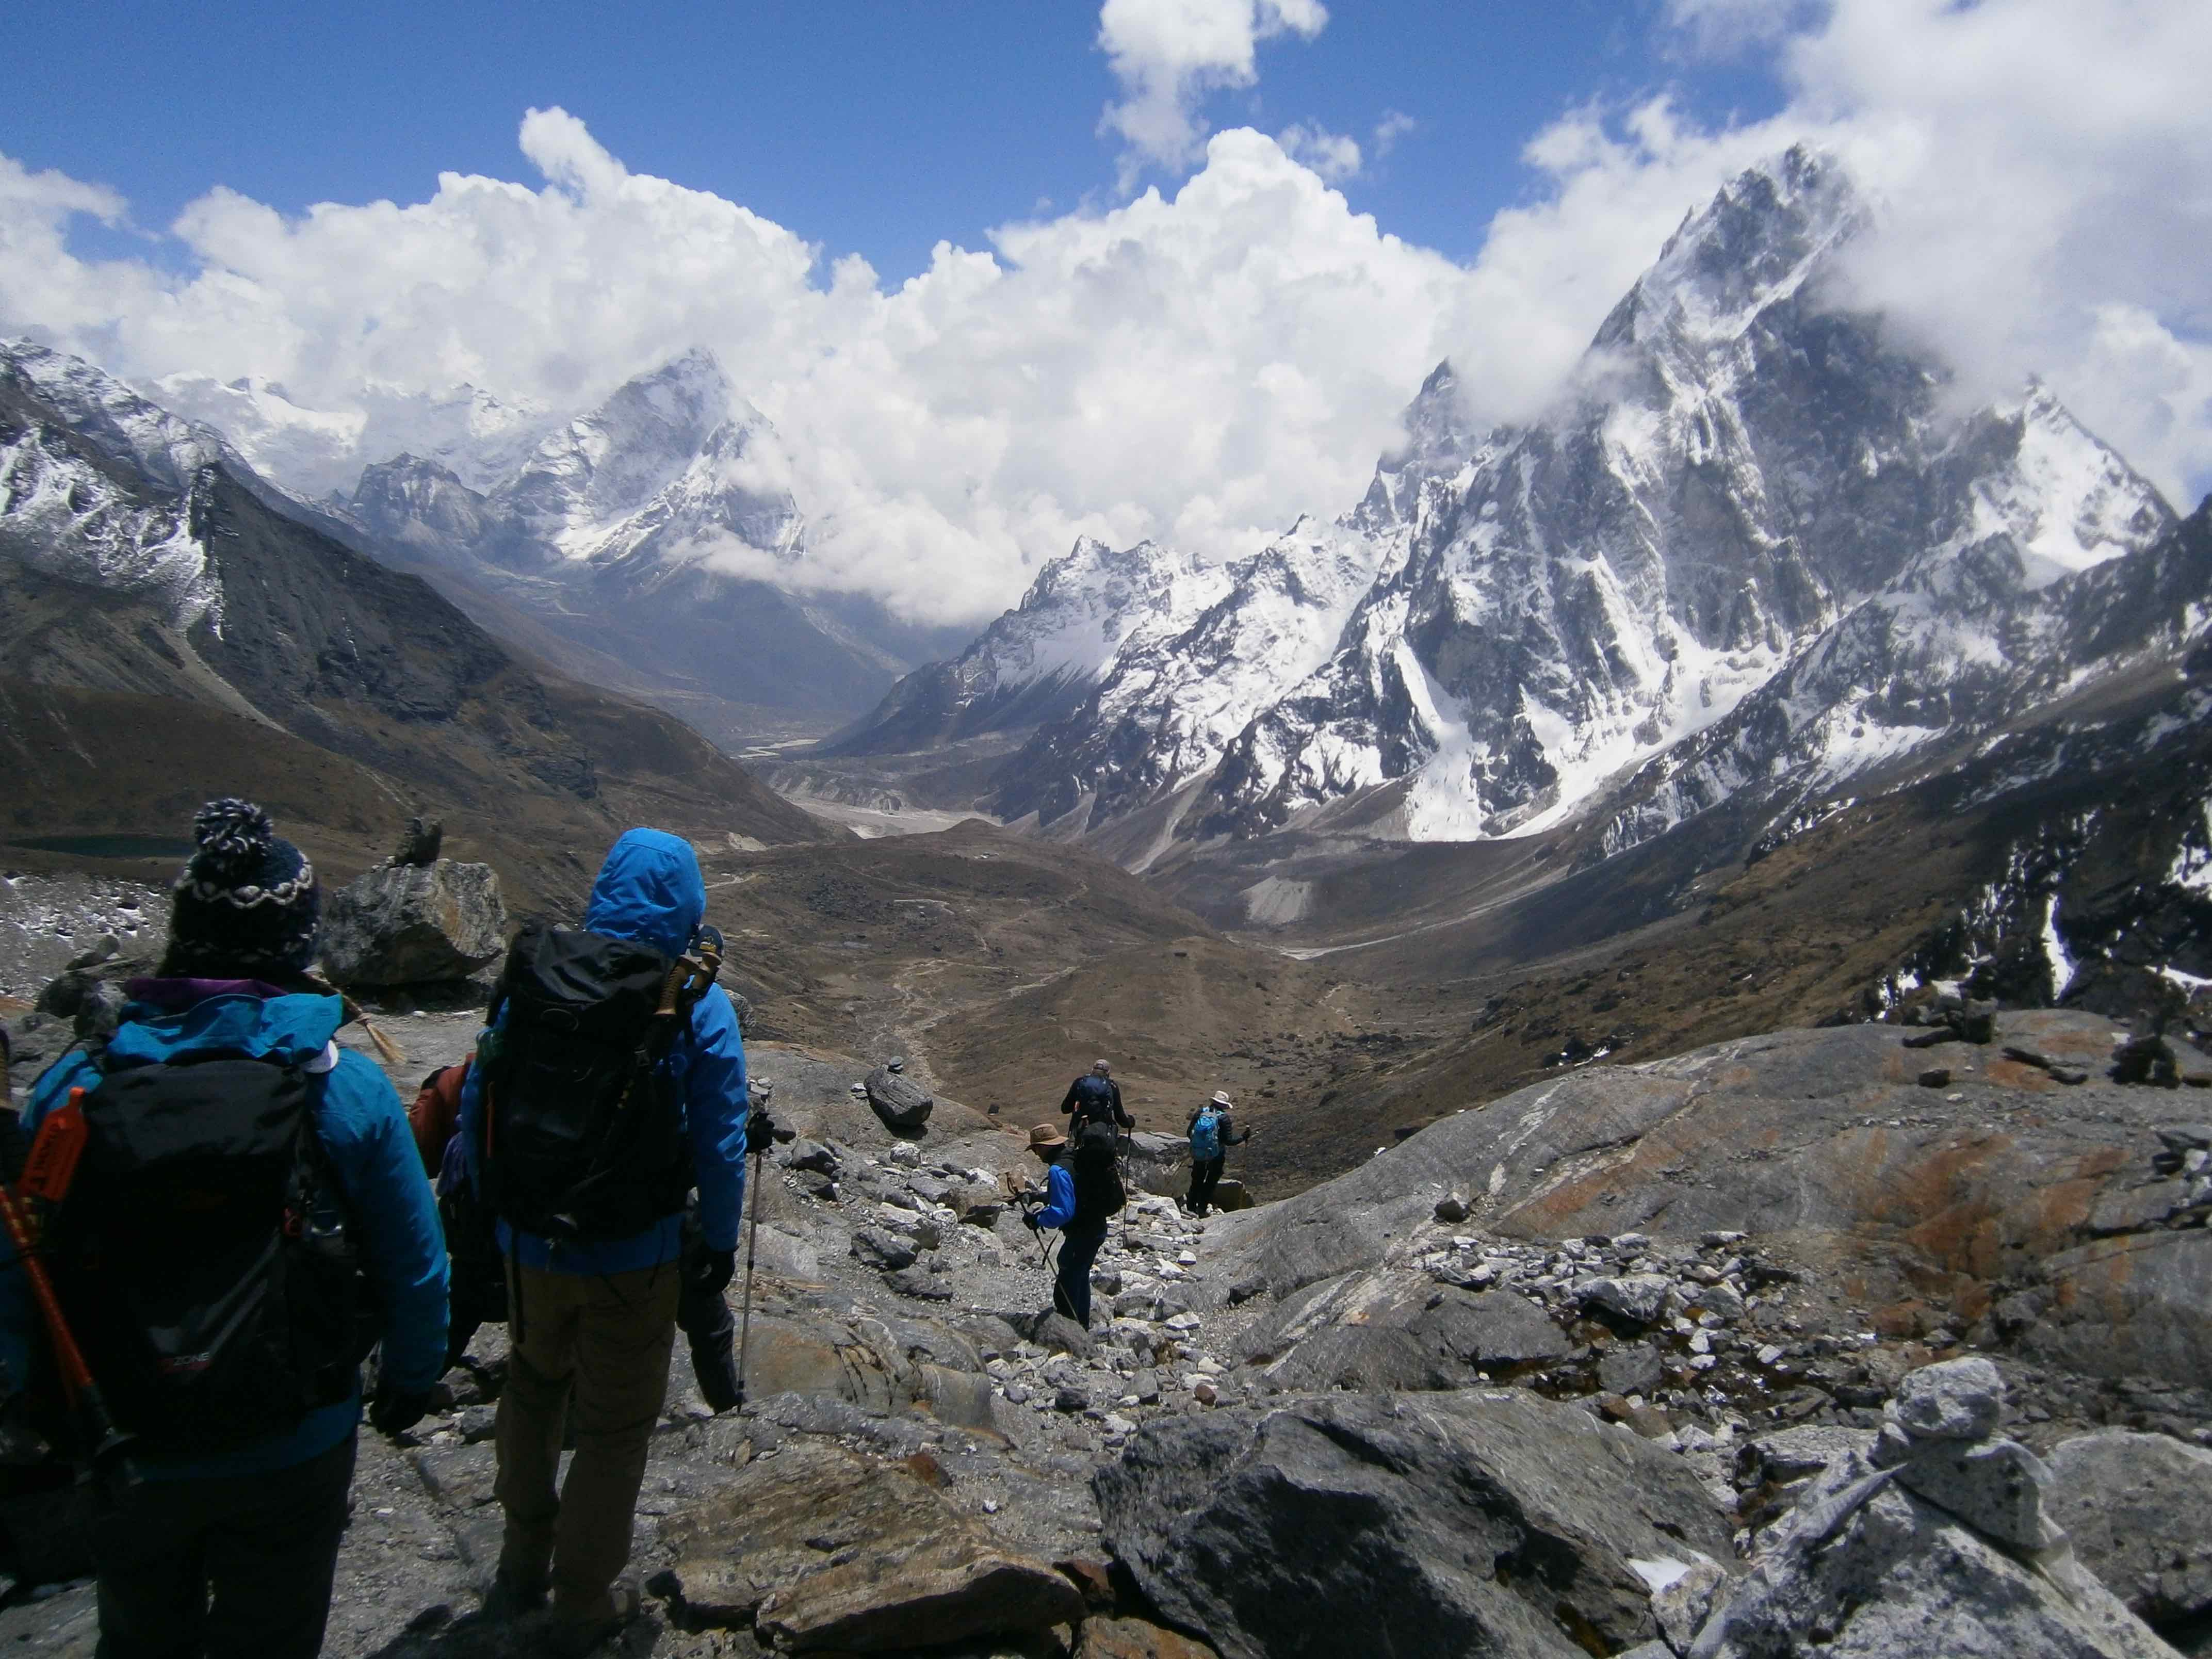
[
  {"xmin": 1068, "ymin": 1074, "xmax": 1119, "ymax": 1127},
  {"xmin": 45, "ymin": 1051, "xmax": 370, "ymax": 1457},
  {"xmin": 1068, "ymin": 1120, "xmax": 1126, "ymax": 1224},
  {"xmin": 476, "ymin": 922, "xmax": 701, "ymax": 1245}
]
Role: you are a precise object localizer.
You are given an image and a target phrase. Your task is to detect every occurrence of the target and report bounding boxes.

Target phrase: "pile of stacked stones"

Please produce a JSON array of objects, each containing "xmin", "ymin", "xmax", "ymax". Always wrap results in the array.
[{"xmin": 1681, "ymin": 1358, "xmax": 2177, "ymax": 1658}]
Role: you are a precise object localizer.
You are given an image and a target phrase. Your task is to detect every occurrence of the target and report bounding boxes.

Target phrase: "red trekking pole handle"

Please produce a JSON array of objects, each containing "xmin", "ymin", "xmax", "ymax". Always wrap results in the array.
[{"xmin": 0, "ymin": 1177, "xmax": 140, "ymax": 1495}]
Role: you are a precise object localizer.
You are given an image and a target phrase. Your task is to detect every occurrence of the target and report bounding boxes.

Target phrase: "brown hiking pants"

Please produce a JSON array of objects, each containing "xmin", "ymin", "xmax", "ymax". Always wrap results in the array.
[{"xmin": 494, "ymin": 1260, "xmax": 679, "ymax": 1622}]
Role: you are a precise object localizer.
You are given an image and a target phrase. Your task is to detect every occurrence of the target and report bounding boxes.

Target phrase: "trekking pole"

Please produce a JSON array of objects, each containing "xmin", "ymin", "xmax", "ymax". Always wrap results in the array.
[
  {"xmin": 0, "ymin": 1170, "xmax": 138, "ymax": 1498},
  {"xmin": 734, "ymin": 1139, "xmax": 765, "ymax": 1412}
]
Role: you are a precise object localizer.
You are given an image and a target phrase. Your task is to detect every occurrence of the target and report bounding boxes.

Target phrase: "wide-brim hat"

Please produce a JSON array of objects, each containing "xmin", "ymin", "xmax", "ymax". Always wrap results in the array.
[
  {"xmin": 1210, "ymin": 1091, "xmax": 1233, "ymax": 1108},
  {"xmin": 1029, "ymin": 1123, "xmax": 1067, "ymax": 1151}
]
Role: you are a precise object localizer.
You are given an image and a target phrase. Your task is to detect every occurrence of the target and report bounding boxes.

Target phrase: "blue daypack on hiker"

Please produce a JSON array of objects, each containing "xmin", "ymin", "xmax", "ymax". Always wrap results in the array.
[{"xmin": 1190, "ymin": 1105, "xmax": 1222, "ymax": 1161}]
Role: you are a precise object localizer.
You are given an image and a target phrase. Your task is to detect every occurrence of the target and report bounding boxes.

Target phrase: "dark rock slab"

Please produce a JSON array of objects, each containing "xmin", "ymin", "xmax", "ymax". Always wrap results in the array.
[
  {"xmin": 658, "ymin": 1439, "xmax": 1082, "ymax": 1650},
  {"xmin": 1095, "ymin": 1390, "xmax": 1733, "ymax": 1659},
  {"xmin": 1238, "ymin": 1270, "xmax": 1569, "ymax": 1391},
  {"xmin": 866, "ymin": 1066, "xmax": 934, "ymax": 1131}
]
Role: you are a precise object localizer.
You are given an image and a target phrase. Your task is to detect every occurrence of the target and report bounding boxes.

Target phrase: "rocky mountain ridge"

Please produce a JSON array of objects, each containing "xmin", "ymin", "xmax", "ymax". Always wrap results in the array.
[
  {"xmin": 343, "ymin": 349, "xmax": 967, "ymax": 735},
  {"xmin": 831, "ymin": 148, "xmax": 2185, "ymax": 872},
  {"xmin": 0, "ymin": 341, "xmax": 826, "ymax": 912}
]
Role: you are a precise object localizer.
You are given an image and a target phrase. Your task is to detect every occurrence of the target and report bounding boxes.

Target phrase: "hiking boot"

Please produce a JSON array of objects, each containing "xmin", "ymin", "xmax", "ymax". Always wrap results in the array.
[
  {"xmin": 549, "ymin": 1580, "xmax": 643, "ymax": 1657},
  {"xmin": 480, "ymin": 1561, "xmax": 549, "ymax": 1621}
]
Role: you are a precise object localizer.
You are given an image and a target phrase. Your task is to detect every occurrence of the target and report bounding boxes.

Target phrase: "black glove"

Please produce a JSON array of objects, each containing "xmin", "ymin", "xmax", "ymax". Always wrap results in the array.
[
  {"xmin": 369, "ymin": 1383, "xmax": 433, "ymax": 1438},
  {"xmin": 692, "ymin": 1247, "xmax": 737, "ymax": 1297},
  {"xmin": 745, "ymin": 1105, "xmax": 778, "ymax": 1156}
]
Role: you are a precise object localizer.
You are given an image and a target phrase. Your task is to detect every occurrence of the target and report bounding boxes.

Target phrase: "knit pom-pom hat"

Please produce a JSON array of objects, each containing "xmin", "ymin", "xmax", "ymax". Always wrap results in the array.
[{"xmin": 164, "ymin": 798, "xmax": 321, "ymax": 976}]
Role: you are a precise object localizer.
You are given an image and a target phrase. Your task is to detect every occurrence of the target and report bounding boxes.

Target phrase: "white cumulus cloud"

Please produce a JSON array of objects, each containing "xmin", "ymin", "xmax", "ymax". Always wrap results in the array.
[
  {"xmin": 0, "ymin": 0, "xmax": 2205, "ymax": 636},
  {"xmin": 1278, "ymin": 122, "xmax": 1362, "ymax": 183},
  {"xmin": 1097, "ymin": 0, "xmax": 1329, "ymax": 183}
]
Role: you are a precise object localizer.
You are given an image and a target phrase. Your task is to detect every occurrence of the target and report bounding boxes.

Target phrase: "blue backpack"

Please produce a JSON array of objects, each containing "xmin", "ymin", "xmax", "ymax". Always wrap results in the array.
[{"xmin": 1190, "ymin": 1106, "xmax": 1222, "ymax": 1161}]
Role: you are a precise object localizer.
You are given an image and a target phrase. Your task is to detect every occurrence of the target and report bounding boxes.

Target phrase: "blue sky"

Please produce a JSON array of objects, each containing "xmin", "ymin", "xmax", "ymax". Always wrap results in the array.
[
  {"xmin": 10, "ymin": 1, "xmax": 1786, "ymax": 283},
  {"xmin": 3, "ymin": 2, "xmax": 2205, "ymax": 622}
]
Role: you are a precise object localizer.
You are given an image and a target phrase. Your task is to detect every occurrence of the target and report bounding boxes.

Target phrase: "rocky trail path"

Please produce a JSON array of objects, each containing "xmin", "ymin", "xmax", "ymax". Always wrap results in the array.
[{"xmin": 7, "ymin": 980, "xmax": 2212, "ymax": 1654}]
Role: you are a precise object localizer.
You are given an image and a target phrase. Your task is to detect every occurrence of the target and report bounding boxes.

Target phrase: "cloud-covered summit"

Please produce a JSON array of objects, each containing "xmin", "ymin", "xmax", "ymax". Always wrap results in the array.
[{"xmin": 0, "ymin": 0, "xmax": 2203, "ymax": 628}]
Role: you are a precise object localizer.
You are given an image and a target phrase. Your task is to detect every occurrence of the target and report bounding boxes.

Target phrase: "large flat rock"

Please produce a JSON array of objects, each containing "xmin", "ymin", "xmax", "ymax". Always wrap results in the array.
[
  {"xmin": 1095, "ymin": 1390, "xmax": 1734, "ymax": 1659},
  {"xmin": 2045, "ymin": 1430, "xmax": 2212, "ymax": 1637},
  {"xmin": 659, "ymin": 1438, "xmax": 1082, "ymax": 1651},
  {"xmin": 1206, "ymin": 1011, "xmax": 2212, "ymax": 1385},
  {"xmin": 1235, "ymin": 1267, "xmax": 1569, "ymax": 1391}
]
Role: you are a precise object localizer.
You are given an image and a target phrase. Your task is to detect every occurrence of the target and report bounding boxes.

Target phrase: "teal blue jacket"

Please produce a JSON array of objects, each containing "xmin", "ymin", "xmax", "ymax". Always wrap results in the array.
[
  {"xmin": 1, "ymin": 985, "xmax": 449, "ymax": 1479},
  {"xmin": 460, "ymin": 828, "xmax": 749, "ymax": 1276}
]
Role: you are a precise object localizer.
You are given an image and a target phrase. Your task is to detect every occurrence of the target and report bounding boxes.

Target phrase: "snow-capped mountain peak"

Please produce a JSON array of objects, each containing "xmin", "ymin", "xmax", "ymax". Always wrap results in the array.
[
  {"xmin": 499, "ymin": 348, "xmax": 737, "ymax": 557},
  {"xmin": 7, "ymin": 338, "xmax": 238, "ymax": 494},
  {"xmin": 839, "ymin": 147, "xmax": 2186, "ymax": 866},
  {"xmin": 1596, "ymin": 144, "xmax": 1862, "ymax": 353},
  {"xmin": 1, "ymin": 340, "xmax": 238, "ymax": 628}
]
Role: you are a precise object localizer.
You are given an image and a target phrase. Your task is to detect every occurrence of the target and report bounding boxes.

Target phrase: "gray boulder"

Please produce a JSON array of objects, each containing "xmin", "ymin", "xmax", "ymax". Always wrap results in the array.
[
  {"xmin": 851, "ymin": 1227, "xmax": 918, "ymax": 1272},
  {"xmin": 865, "ymin": 1065, "xmax": 934, "ymax": 1131},
  {"xmin": 1889, "ymin": 1356, "xmax": 2006, "ymax": 1441},
  {"xmin": 1690, "ymin": 1449, "xmax": 2180, "ymax": 1659},
  {"xmin": 2045, "ymin": 1430, "xmax": 2212, "ymax": 1636},
  {"xmin": 1894, "ymin": 1435, "xmax": 2054, "ymax": 1550},
  {"xmin": 780, "ymin": 1137, "xmax": 840, "ymax": 1176},
  {"xmin": 1095, "ymin": 1390, "xmax": 1734, "ymax": 1659},
  {"xmin": 1238, "ymin": 1269, "xmax": 1569, "ymax": 1392},
  {"xmin": 1598, "ymin": 1342, "xmax": 1665, "ymax": 1397},
  {"xmin": 1577, "ymin": 1275, "xmax": 1673, "ymax": 1327},
  {"xmin": 318, "ymin": 859, "xmax": 507, "ymax": 988}
]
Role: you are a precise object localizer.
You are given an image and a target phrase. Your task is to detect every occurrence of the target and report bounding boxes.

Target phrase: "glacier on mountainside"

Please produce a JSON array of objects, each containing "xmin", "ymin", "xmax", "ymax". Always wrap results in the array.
[
  {"xmin": 839, "ymin": 144, "xmax": 2181, "ymax": 855},
  {"xmin": 154, "ymin": 372, "xmax": 553, "ymax": 501},
  {"xmin": 1182, "ymin": 145, "xmax": 2174, "ymax": 847},
  {"xmin": 1, "ymin": 340, "xmax": 227, "ymax": 627}
]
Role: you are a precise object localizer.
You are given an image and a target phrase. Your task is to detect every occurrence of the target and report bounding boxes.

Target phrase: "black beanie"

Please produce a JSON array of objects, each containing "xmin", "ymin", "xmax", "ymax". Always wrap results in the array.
[{"xmin": 164, "ymin": 799, "xmax": 321, "ymax": 977}]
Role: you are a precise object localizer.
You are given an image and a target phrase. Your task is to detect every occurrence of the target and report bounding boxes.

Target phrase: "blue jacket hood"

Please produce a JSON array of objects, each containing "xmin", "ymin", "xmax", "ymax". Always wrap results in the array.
[
  {"xmin": 584, "ymin": 828, "xmax": 706, "ymax": 958},
  {"xmin": 107, "ymin": 988, "xmax": 342, "ymax": 1068}
]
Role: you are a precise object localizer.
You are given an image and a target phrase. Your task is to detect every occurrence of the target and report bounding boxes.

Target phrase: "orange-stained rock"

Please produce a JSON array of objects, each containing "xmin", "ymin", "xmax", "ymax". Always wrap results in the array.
[{"xmin": 1075, "ymin": 1615, "xmax": 1219, "ymax": 1658}]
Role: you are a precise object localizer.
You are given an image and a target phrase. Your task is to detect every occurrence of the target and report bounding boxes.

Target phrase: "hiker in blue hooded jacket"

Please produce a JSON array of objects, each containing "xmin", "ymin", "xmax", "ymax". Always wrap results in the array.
[
  {"xmin": 460, "ymin": 827, "xmax": 763, "ymax": 1657},
  {"xmin": 1021, "ymin": 1121, "xmax": 1117, "ymax": 1328},
  {"xmin": 0, "ymin": 799, "xmax": 448, "ymax": 1659}
]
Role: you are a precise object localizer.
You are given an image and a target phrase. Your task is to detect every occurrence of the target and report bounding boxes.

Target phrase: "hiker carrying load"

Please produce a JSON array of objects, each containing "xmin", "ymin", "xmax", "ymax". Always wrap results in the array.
[
  {"xmin": 0, "ymin": 799, "xmax": 449, "ymax": 1659},
  {"xmin": 1185, "ymin": 1089, "xmax": 1253, "ymax": 1217},
  {"xmin": 1060, "ymin": 1058, "xmax": 1132, "ymax": 1133},
  {"xmin": 460, "ymin": 828, "xmax": 771, "ymax": 1656},
  {"xmin": 1018, "ymin": 1119, "xmax": 1124, "ymax": 1328},
  {"xmin": 409, "ymin": 1054, "xmax": 508, "ymax": 1370}
]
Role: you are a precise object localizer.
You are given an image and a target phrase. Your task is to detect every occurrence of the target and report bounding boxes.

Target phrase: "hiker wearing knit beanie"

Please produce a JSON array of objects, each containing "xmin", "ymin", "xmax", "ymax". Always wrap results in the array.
[
  {"xmin": 162, "ymin": 798, "xmax": 322, "ymax": 978},
  {"xmin": 4, "ymin": 795, "xmax": 448, "ymax": 1659}
]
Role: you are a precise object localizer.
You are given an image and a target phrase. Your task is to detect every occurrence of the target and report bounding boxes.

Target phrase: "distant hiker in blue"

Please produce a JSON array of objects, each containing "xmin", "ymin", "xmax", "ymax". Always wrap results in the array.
[
  {"xmin": 1021, "ymin": 1120, "xmax": 1124, "ymax": 1328},
  {"xmin": 461, "ymin": 827, "xmax": 768, "ymax": 1657},
  {"xmin": 0, "ymin": 799, "xmax": 448, "ymax": 1659},
  {"xmin": 1185, "ymin": 1089, "xmax": 1253, "ymax": 1217}
]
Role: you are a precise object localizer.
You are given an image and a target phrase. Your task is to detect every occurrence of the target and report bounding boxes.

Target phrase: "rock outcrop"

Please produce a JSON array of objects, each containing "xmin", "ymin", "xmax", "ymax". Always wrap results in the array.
[
  {"xmin": 1234, "ymin": 1267, "xmax": 1569, "ymax": 1391},
  {"xmin": 1097, "ymin": 1390, "xmax": 1736, "ymax": 1659},
  {"xmin": 865, "ymin": 1064, "xmax": 934, "ymax": 1132},
  {"xmin": 656, "ymin": 1438, "xmax": 1084, "ymax": 1650},
  {"xmin": 1205, "ymin": 1011, "xmax": 2212, "ymax": 1389},
  {"xmin": 1691, "ymin": 1359, "xmax": 2179, "ymax": 1658},
  {"xmin": 318, "ymin": 858, "xmax": 508, "ymax": 988},
  {"xmin": 2045, "ymin": 1430, "xmax": 2212, "ymax": 1641}
]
